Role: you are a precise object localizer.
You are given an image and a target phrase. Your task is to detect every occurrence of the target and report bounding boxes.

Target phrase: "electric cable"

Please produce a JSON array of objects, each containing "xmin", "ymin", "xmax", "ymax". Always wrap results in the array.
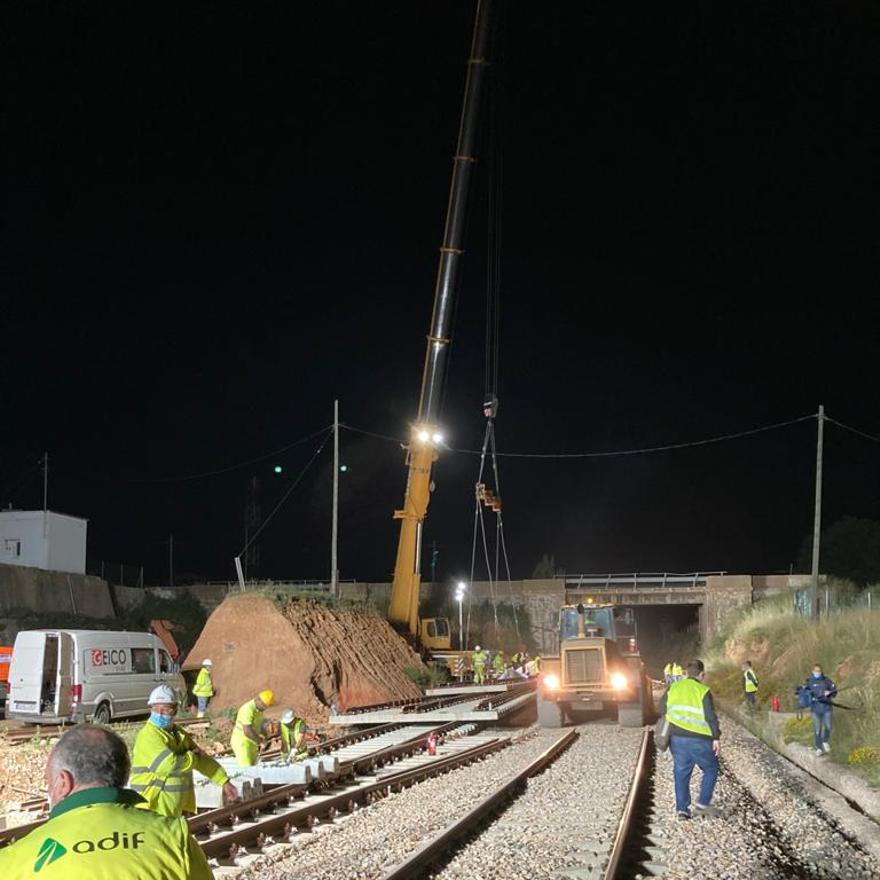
[
  {"xmin": 130, "ymin": 425, "xmax": 332, "ymax": 483},
  {"xmin": 341, "ymin": 413, "xmax": 817, "ymax": 459},
  {"xmin": 826, "ymin": 416, "xmax": 880, "ymax": 444},
  {"xmin": 236, "ymin": 429, "xmax": 332, "ymax": 559}
]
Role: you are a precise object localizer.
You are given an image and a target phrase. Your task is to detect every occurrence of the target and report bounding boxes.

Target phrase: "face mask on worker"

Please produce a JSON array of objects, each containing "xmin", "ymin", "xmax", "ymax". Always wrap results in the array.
[{"xmin": 150, "ymin": 711, "xmax": 174, "ymax": 729}]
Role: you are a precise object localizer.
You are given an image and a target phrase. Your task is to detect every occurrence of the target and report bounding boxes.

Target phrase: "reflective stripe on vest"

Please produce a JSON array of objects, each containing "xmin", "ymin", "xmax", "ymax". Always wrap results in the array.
[
  {"xmin": 665, "ymin": 678, "xmax": 712, "ymax": 735},
  {"xmin": 744, "ymin": 671, "xmax": 758, "ymax": 693}
]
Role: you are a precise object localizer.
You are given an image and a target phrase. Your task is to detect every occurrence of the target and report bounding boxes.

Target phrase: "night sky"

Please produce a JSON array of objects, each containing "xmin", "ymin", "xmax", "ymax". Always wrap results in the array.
[{"xmin": 4, "ymin": 2, "xmax": 879, "ymax": 587}]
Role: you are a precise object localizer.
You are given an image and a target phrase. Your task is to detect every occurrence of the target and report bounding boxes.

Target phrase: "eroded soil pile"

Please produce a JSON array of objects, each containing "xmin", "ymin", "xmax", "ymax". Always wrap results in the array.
[{"xmin": 184, "ymin": 594, "xmax": 424, "ymax": 724}]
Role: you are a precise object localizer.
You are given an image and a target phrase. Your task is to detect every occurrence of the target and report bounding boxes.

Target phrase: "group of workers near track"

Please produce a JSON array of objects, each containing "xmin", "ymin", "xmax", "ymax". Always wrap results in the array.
[
  {"xmin": 0, "ymin": 658, "xmax": 312, "ymax": 879},
  {"xmin": 464, "ymin": 647, "xmax": 541, "ymax": 683},
  {"xmin": 661, "ymin": 658, "xmax": 838, "ymax": 820}
]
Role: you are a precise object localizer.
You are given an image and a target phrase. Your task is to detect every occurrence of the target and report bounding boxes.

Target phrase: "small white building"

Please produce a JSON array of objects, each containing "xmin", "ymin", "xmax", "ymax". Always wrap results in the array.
[{"xmin": 0, "ymin": 510, "xmax": 87, "ymax": 575}]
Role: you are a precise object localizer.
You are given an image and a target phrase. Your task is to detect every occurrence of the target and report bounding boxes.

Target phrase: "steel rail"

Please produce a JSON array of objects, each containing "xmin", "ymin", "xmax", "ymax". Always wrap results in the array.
[
  {"xmin": 379, "ymin": 728, "xmax": 578, "ymax": 880},
  {"xmin": 198, "ymin": 736, "xmax": 509, "ymax": 862},
  {"xmin": 602, "ymin": 727, "xmax": 653, "ymax": 880},
  {"xmin": 0, "ymin": 720, "xmax": 469, "ymax": 848}
]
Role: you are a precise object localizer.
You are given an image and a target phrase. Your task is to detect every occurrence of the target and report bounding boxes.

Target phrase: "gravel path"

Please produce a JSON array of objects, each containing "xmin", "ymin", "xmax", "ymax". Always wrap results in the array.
[
  {"xmin": 433, "ymin": 724, "xmax": 644, "ymax": 880},
  {"xmin": 234, "ymin": 726, "xmax": 605, "ymax": 880},
  {"xmin": 652, "ymin": 716, "xmax": 880, "ymax": 880}
]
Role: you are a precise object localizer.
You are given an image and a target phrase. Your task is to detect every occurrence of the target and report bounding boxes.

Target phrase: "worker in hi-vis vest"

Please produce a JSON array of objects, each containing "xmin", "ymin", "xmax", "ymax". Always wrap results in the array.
[
  {"xmin": 472, "ymin": 646, "xmax": 488, "ymax": 685},
  {"xmin": 231, "ymin": 690, "xmax": 275, "ymax": 766},
  {"xmin": 130, "ymin": 685, "xmax": 239, "ymax": 817},
  {"xmin": 0, "ymin": 725, "xmax": 213, "ymax": 879},
  {"xmin": 659, "ymin": 659, "xmax": 722, "ymax": 820},
  {"xmin": 192, "ymin": 659, "xmax": 214, "ymax": 718},
  {"xmin": 742, "ymin": 660, "xmax": 759, "ymax": 712},
  {"xmin": 279, "ymin": 710, "xmax": 308, "ymax": 761},
  {"xmin": 492, "ymin": 650, "xmax": 506, "ymax": 678}
]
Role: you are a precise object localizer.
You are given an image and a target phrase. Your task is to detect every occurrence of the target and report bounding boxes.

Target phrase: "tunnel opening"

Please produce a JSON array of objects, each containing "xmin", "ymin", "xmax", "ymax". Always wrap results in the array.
[{"xmin": 632, "ymin": 604, "xmax": 702, "ymax": 679}]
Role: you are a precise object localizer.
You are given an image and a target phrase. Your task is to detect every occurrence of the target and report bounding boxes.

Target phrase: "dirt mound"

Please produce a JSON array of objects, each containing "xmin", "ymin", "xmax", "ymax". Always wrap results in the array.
[{"xmin": 184, "ymin": 594, "xmax": 424, "ymax": 724}]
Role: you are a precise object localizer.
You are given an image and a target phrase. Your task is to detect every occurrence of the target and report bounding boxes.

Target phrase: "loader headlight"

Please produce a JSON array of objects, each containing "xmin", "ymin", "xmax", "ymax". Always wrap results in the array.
[
  {"xmin": 610, "ymin": 672, "xmax": 629, "ymax": 690},
  {"xmin": 542, "ymin": 673, "xmax": 560, "ymax": 691}
]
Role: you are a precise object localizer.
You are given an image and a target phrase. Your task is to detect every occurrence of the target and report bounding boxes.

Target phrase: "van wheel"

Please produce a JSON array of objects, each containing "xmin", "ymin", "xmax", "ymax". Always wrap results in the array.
[{"xmin": 93, "ymin": 702, "xmax": 111, "ymax": 725}]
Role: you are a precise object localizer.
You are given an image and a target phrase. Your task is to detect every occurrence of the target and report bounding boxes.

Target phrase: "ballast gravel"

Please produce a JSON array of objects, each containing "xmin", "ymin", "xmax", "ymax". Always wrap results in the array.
[
  {"xmin": 433, "ymin": 723, "xmax": 644, "ymax": 879},
  {"xmin": 652, "ymin": 716, "xmax": 880, "ymax": 880},
  {"xmin": 236, "ymin": 727, "xmax": 574, "ymax": 880}
]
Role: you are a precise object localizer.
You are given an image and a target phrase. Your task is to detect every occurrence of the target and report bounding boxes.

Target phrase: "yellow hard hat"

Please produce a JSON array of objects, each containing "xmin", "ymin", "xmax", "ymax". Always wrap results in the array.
[{"xmin": 258, "ymin": 689, "xmax": 275, "ymax": 707}]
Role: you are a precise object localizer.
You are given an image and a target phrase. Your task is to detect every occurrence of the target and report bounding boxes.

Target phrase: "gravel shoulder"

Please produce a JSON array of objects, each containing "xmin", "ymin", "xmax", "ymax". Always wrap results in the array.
[
  {"xmin": 231, "ymin": 724, "xmax": 642, "ymax": 880},
  {"xmin": 654, "ymin": 713, "xmax": 880, "ymax": 880}
]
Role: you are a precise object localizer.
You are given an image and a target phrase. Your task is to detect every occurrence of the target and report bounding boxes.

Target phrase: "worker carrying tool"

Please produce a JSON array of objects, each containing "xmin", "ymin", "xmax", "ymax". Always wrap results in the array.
[
  {"xmin": 192, "ymin": 659, "xmax": 214, "ymax": 718},
  {"xmin": 0, "ymin": 725, "xmax": 213, "ymax": 879},
  {"xmin": 231, "ymin": 690, "xmax": 275, "ymax": 766},
  {"xmin": 279, "ymin": 710, "xmax": 309, "ymax": 761},
  {"xmin": 130, "ymin": 685, "xmax": 238, "ymax": 817},
  {"xmin": 472, "ymin": 646, "xmax": 488, "ymax": 685}
]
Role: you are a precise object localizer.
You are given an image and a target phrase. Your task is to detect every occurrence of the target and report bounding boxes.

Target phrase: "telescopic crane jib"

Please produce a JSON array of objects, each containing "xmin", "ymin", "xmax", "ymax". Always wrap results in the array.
[{"xmin": 387, "ymin": 0, "xmax": 493, "ymax": 648}]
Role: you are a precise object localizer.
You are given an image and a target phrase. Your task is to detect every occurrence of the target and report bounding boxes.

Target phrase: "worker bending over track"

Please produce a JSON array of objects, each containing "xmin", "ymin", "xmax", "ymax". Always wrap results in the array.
[
  {"xmin": 130, "ymin": 685, "xmax": 238, "ymax": 817},
  {"xmin": 231, "ymin": 690, "xmax": 275, "ymax": 766},
  {"xmin": 0, "ymin": 725, "xmax": 213, "ymax": 879},
  {"xmin": 279, "ymin": 710, "xmax": 308, "ymax": 761}
]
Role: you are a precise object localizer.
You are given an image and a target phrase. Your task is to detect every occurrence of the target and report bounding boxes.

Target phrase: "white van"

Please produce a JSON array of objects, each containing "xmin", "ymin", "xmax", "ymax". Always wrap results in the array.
[{"xmin": 6, "ymin": 630, "xmax": 187, "ymax": 725}]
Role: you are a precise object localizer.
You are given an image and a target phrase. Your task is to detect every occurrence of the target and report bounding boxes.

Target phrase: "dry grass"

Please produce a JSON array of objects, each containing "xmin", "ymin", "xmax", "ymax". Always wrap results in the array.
[{"xmin": 705, "ymin": 595, "xmax": 880, "ymax": 787}]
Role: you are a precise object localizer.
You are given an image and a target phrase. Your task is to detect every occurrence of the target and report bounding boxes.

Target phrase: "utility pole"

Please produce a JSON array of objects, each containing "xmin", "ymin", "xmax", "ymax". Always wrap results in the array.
[
  {"xmin": 810, "ymin": 404, "xmax": 824, "ymax": 620},
  {"xmin": 331, "ymin": 399, "xmax": 339, "ymax": 598},
  {"xmin": 42, "ymin": 451, "xmax": 49, "ymax": 538}
]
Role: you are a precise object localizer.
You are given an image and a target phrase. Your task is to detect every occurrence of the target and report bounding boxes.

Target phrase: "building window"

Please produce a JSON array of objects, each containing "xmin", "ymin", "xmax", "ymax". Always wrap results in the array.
[{"xmin": 4, "ymin": 539, "xmax": 21, "ymax": 559}]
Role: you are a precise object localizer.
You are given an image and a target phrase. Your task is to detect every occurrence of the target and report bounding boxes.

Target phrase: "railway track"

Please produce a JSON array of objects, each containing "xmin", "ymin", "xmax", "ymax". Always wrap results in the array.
[
  {"xmin": 0, "ymin": 715, "xmax": 210, "ymax": 745},
  {"xmin": 0, "ymin": 720, "xmax": 484, "ymax": 852},
  {"xmin": 379, "ymin": 728, "xmax": 578, "ymax": 879}
]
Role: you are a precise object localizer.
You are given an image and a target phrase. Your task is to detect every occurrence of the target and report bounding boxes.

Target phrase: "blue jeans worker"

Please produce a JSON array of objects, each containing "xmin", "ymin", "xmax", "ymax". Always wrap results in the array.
[
  {"xmin": 804, "ymin": 664, "xmax": 837, "ymax": 756},
  {"xmin": 659, "ymin": 658, "xmax": 722, "ymax": 820}
]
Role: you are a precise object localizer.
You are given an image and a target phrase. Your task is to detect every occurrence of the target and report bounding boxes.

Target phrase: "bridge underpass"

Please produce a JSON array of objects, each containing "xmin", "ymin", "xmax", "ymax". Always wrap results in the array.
[{"xmin": 336, "ymin": 572, "xmax": 812, "ymax": 655}]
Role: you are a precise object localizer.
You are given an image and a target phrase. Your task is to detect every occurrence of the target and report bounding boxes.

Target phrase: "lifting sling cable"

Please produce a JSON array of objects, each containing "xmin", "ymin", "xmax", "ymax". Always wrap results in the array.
[{"xmin": 465, "ymin": 420, "xmax": 492, "ymax": 650}]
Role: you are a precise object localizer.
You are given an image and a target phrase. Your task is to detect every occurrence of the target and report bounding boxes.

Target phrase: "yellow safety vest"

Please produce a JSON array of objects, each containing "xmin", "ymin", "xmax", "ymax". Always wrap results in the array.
[
  {"xmin": 672, "ymin": 664, "xmax": 684, "ymax": 677},
  {"xmin": 744, "ymin": 669, "xmax": 758, "ymax": 693},
  {"xmin": 665, "ymin": 678, "xmax": 712, "ymax": 736},
  {"xmin": 472, "ymin": 651, "xmax": 487, "ymax": 668},
  {"xmin": 492, "ymin": 653, "xmax": 505, "ymax": 672},
  {"xmin": 231, "ymin": 699, "xmax": 264, "ymax": 766},
  {"xmin": 130, "ymin": 720, "xmax": 229, "ymax": 817},
  {"xmin": 281, "ymin": 718, "xmax": 307, "ymax": 758},
  {"xmin": 664, "ymin": 663, "xmax": 672, "ymax": 676},
  {"xmin": 0, "ymin": 786, "xmax": 213, "ymax": 879},
  {"xmin": 192, "ymin": 668, "xmax": 214, "ymax": 698}
]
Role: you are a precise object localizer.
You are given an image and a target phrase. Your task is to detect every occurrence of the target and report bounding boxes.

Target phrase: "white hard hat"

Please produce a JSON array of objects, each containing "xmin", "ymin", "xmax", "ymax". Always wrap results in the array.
[
  {"xmin": 148, "ymin": 684, "xmax": 178, "ymax": 706},
  {"xmin": 475, "ymin": 645, "xmax": 481, "ymax": 651},
  {"xmin": 281, "ymin": 710, "xmax": 295, "ymax": 724},
  {"xmin": 202, "ymin": 658, "xmax": 213, "ymax": 666}
]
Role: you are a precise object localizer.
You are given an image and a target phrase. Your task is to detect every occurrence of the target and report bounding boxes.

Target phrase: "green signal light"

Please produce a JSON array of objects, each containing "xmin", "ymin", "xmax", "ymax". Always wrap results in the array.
[
  {"xmin": 274, "ymin": 465, "xmax": 282, "ymax": 474},
  {"xmin": 339, "ymin": 465, "xmax": 348, "ymax": 472}
]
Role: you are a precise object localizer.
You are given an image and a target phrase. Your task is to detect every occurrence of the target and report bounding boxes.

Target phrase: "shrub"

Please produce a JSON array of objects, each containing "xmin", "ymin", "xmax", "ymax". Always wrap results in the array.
[{"xmin": 847, "ymin": 746, "xmax": 880, "ymax": 766}]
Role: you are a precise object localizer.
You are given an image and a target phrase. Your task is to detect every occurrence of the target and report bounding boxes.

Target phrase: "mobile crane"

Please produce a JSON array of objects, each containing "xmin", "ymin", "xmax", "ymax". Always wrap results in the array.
[{"xmin": 387, "ymin": 0, "xmax": 492, "ymax": 653}]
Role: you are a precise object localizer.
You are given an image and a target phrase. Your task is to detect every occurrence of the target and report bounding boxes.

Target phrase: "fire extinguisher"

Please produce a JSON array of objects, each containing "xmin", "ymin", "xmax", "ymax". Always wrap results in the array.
[
  {"xmin": 426, "ymin": 732, "xmax": 437, "ymax": 756},
  {"xmin": 771, "ymin": 695, "xmax": 781, "ymax": 712}
]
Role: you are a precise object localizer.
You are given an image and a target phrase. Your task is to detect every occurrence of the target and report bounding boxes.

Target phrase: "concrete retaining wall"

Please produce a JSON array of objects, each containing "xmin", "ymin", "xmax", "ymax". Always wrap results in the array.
[{"xmin": 0, "ymin": 561, "xmax": 116, "ymax": 642}]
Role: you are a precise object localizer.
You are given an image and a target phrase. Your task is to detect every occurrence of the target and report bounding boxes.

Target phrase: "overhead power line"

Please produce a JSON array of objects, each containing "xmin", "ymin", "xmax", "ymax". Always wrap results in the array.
[
  {"xmin": 825, "ymin": 416, "xmax": 880, "ymax": 444},
  {"xmin": 342, "ymin": 413, "xmax": 817, "ymax": 459},
  {"xmin": 237, "ymin": 430, "xmax": 332, "ymax": 558},
  {"xmin": 129, "ymin": 425, "xmax": 333, "ymax": 483}
]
